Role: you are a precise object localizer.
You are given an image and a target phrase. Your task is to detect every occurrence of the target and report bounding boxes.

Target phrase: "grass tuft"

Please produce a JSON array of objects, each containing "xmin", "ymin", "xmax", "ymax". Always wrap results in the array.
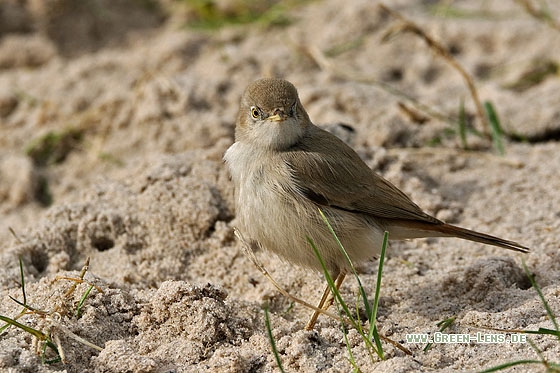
[
  {"xmin": 0, "ymin": 257, "xmax": 103, "ymax": 365},
  {"xmin": 423, "ymin": 316, "xmax": 456, "ymax": 352},
  {"xmin": 178, "ymin": 0, "xmax": 308, "ymax": 30},
  {"xmin": 25, "ymin": 127, "xmax": 84, "ymax": 167},
  {"xmin": 308, "ymin": 208, "xmax": 389, "ymax": 361}
]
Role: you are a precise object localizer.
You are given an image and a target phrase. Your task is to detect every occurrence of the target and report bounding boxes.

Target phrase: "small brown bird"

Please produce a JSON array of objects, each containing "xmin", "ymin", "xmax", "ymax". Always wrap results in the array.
[{"xmin": 224, "ymin": 78, "xmax": 529, "ymax": 330}]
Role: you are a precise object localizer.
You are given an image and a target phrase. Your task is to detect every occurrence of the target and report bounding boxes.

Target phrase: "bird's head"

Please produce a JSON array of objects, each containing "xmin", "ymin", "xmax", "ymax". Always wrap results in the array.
[{"xmin": 236, "ymin": 78, "xmax": 310, "ymax": 150}]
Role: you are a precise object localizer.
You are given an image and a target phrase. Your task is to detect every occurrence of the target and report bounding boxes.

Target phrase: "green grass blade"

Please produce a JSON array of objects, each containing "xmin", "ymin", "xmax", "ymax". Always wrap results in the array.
[
  {"xmin": 0, "ymin": 321, "xmax": 10, "ymax": 334},
  {"xmin": 264, "ymin": 304, "xmax": 285, "ymax": 373},
  {"xmin": 309, "ymin": 234, "xmax": 383, "ymax": 364},
  {"xmin": 478, "ymin": 359, "xmax": 550, "ymax": 373},
  {"xmin": 335, "ymin": 300, "xmax": 360, "ymax": 373},
  {"xmin": 312, "ymin": 211, "xmax": 385, "ymax": 360},
  {"xmin": 76, "ymin": 285, "xmax": 94, "ymax": 318},
  {"xmin": 423, "ymin": 315, "xmax": 456, "ymax": 352},
  {"xmin": 527, "ymin": 338, "xmax": 547, "ymax": 366},
  {"xmin": 8, "ymin": 296, "xmax": 46, "ymax": 314},
  {"xmin": 0, "ymin": 310, "xmax": 26, "ymax": 334},
  {"xmin": 0, "ymin": 258, "xmax": 32, "ymax": 333},
  {"xmin": 484, "ymin": 101, "xmax": 504, "ymax": 155},
  {"xmin": 479, "ymin": 261, "xmax": 560, "ymax": 372},
  {"xmin": 18, "ymin": 257, "xmax": 27, "ymax": 305},
  {"xmin": 522, "ymin": 260, "xmax": 559, "ymax": 339},
  {"xmin": 523, "ymin": 327, "xmax": 560, "ymax": 338},
  {"xmin": 317, "ymin": 209, "xmax": 372, "ymax": 317},
  {"xmin": 307, "ymin": 237, "xmax": 354, "ymax": 321},
  {"xmin": 367, "ymin": 231, "xmax": 388, "ymax": 357},
  {"xmin": 369, "ymin": 232, "xmax": 388, "ymax": 331},
  {"xmin": 41, "ymin": 340, "xmax": 62, "ymax": 364},
  {"xmin": 0, "ymin": 315, "xmax": 50, "ymax": 340}
]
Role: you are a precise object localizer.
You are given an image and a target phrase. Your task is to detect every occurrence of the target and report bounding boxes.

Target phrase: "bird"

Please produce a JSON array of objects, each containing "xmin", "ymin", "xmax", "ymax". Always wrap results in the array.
[{"xmin": 223, "ymin": 78, "xmax": 530, "ymax": 330}]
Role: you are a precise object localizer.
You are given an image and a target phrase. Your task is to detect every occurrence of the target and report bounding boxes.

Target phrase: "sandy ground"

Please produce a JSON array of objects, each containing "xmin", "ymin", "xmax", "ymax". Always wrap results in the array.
[{"xmin": 0, "ymin": 0, "xmax": 559, "ymax": 372}]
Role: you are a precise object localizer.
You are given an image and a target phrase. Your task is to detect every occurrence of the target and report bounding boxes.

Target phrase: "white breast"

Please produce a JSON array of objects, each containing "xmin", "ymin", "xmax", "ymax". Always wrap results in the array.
[{"xmin": 224, "ymin": 141, "xmax": 384, "ymax": 273}]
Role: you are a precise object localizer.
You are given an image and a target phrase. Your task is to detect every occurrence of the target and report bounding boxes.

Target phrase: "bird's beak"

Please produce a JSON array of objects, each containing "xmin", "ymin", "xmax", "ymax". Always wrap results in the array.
[{"xmin": 268, "ymin": 111, "xmax": 287, "ymax": 122}]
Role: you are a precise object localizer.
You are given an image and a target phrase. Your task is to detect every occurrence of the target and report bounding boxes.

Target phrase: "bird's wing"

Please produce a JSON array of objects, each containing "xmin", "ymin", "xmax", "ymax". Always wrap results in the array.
[{"xmin": 285, "ymin": 127, "xmax": 440, "ymax": 224}]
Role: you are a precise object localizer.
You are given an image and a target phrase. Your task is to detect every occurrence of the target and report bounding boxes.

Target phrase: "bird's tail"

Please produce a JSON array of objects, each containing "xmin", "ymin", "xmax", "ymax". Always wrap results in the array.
[
  {"xmin": 431, "ymin": 223, "xmax": 529, "ymax": 253},
  {"xmin": 386, "ymin": 220, "xmax": 530, "ymax": 253}
]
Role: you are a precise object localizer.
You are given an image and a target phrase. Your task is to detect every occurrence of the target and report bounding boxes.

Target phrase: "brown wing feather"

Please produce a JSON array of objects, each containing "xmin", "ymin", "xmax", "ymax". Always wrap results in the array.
[{"xmin": 284, "ymin": 126, "xmax": 440, "ymax": 224}]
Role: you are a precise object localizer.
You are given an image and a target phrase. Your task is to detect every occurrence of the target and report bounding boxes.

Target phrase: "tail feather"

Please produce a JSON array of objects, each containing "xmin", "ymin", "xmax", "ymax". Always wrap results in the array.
[
  {"xmin": 433, "ymin": 223, "xmax": 530, "ymax": 253},
  {"xmin": 386, "ymin": 220, "xmax": 530, "ymax": 253}
]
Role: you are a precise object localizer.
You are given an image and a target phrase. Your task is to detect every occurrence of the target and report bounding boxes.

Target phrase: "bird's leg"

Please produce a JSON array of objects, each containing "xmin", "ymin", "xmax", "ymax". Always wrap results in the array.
[
  {"xmin": 304, "ymin": 282, "xmax": 331, "ymax": 331},
  {"xmin": 324, "ymin": 272, "xmax": 346, "ymax": 310},
  {"xmin": 305, "ymin": 272, "xmax": 347, "ymax": 330}
]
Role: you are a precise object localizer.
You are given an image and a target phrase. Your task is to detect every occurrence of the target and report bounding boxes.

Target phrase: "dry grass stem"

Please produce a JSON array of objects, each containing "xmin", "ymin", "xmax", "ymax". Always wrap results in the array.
[
  {"xmin": 378, "ymin": 3, "xmax": 490, "ymax": 137},
  {"xmin": 302, "ymin": 45, "xmax": 453, "ymax": 125},
  {"xmin": 516, "ymin": 0, "xmax": 560, "ymax": 32}
]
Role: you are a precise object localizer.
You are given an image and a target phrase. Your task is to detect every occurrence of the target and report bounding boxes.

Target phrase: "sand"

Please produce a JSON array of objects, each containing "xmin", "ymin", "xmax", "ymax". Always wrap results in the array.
[{"xmin": 0, "ymin": 1, "xmax": 559, "ymax": 372}]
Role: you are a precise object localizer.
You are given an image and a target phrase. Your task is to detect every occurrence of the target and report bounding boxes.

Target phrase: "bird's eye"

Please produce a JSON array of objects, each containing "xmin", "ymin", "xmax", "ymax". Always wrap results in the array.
[{"xmin": 250, "ymin": 107, "xmax": 260, "ymax": 119}]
